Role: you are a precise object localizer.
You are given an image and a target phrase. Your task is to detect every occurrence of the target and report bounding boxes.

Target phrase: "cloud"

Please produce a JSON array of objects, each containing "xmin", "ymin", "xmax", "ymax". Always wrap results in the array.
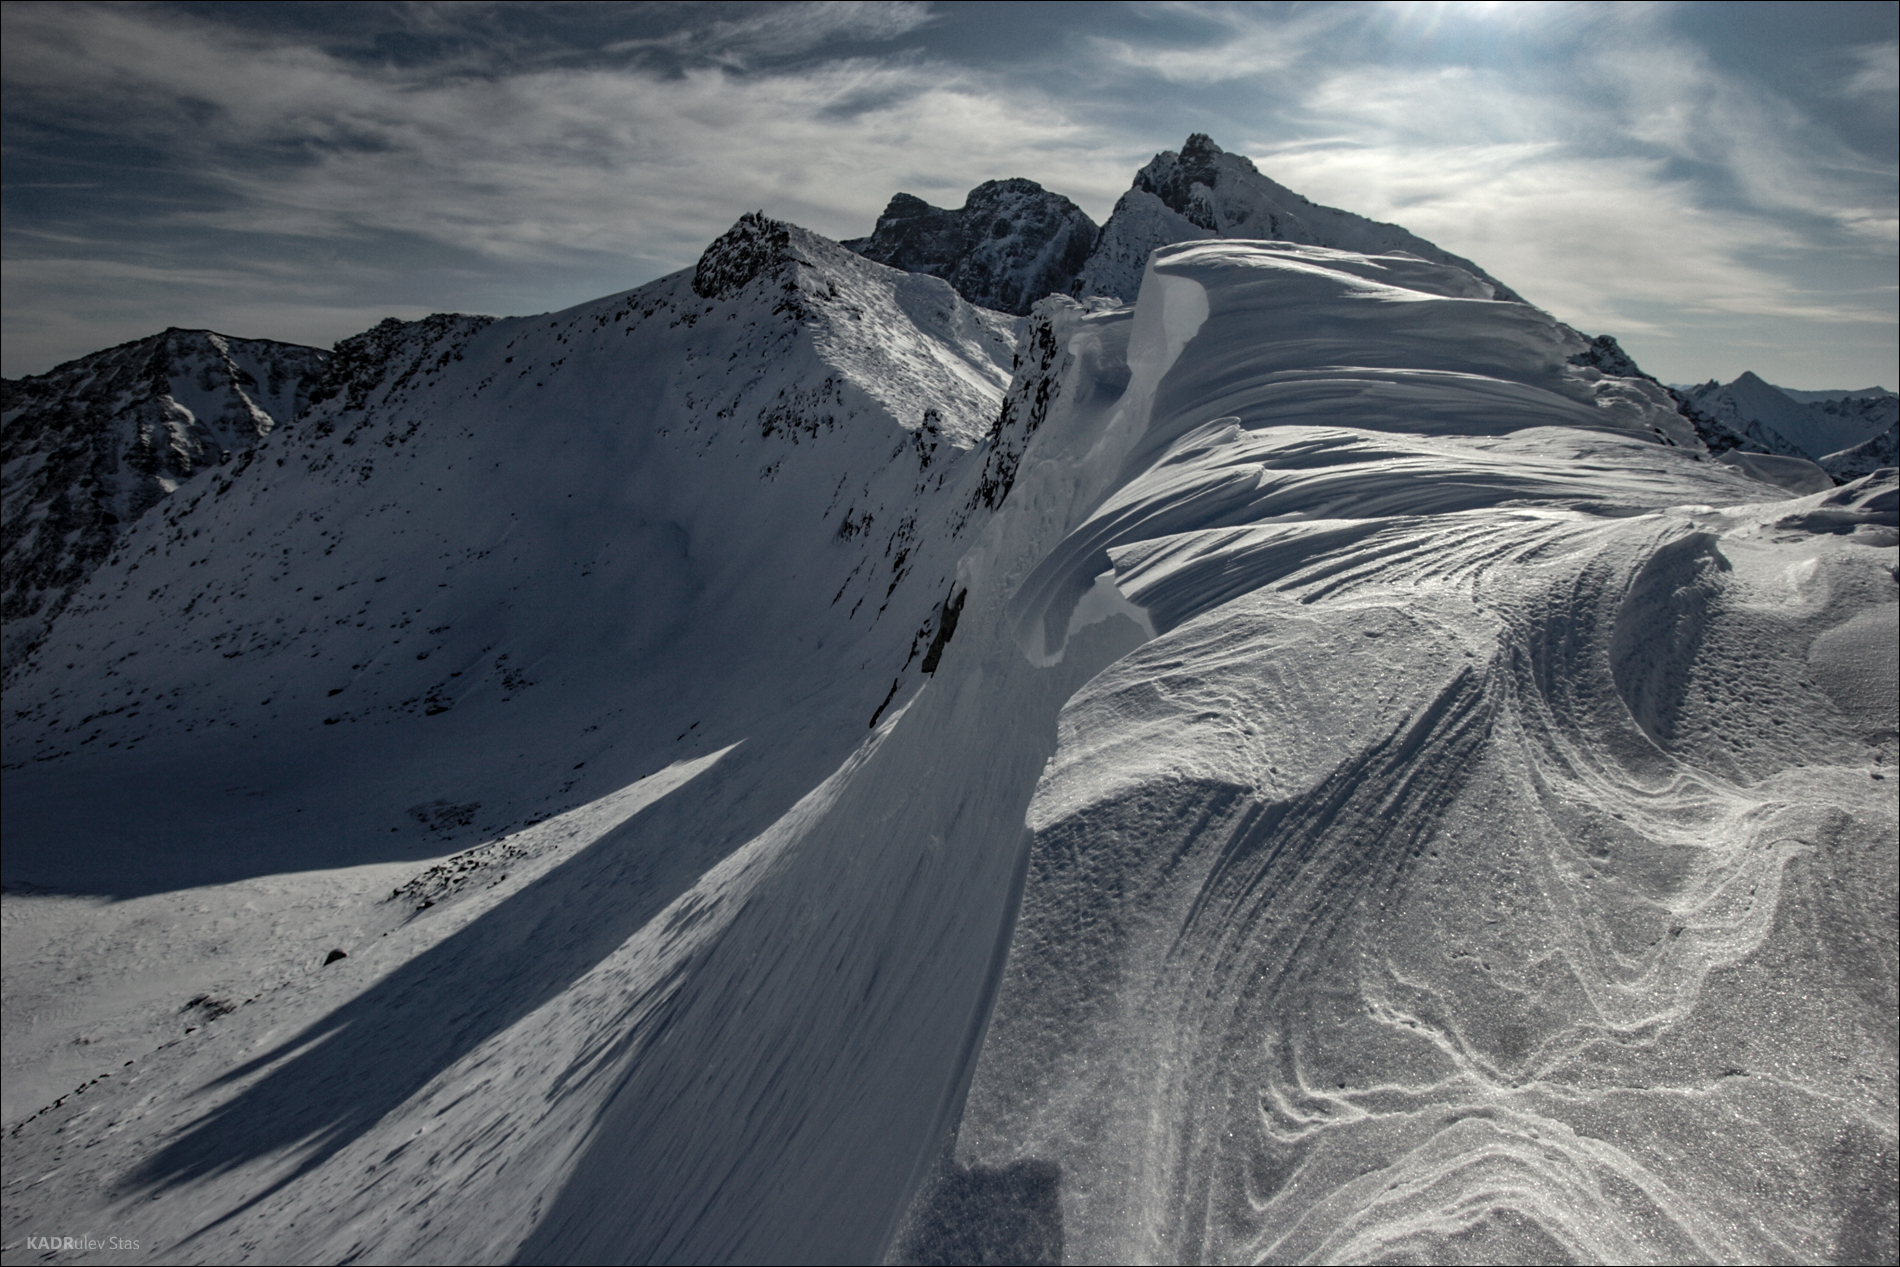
[
  {"xmin": 1588, "ymin": 38, "xmax": 1896, "ymax": 246},
  {"xmin": 1085, "ymin": 3, "xmax": 1348, "ymax": 83},
  {"xmin": 1842, "ymin": 40, "xmax": 1899, "ymax": 97},
  {"xmin": 0, "ymin": 2, "xmax": 1122, "ymax": 266},
  {"xmin": 1259, "ymin": 142, "xmax": 1887, "ymax": 333},
  {"xmin": 2, "ymin": 1, "xmax": 1891, "ymax": 387},
  {"xmin": 606, "ymin": 1, "xmax": 934, "ymax": 68}
]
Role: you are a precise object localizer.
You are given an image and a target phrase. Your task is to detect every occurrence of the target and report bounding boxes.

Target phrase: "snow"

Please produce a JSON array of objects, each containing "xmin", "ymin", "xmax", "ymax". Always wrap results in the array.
[
  {"xmin": 1073, "ymin": 135, "xmax": 1521, "ymax": 306},
  {"xmin": 1712, "ymin": 448, "xmax": 1834, "ymax": 494},
  {"xmin": 1, "ymin": 329, "xmax": 327, "ymax": 673},
  {"xmin": 3, "ymin": 226, "xmax": 1895, "ymax": 1266},
  {"xmin": 1681, "ymin": 372, "xmax": 1898, "ymax": 463},
  {"xmin": 1821, "ymin": 420, "xmax": 1900, "ymax": 483},
  {"xmin": 1074, "ymin": 188, "xmax": 1215, "ymax": 306},
  {"xmin": 917, "ymin": 244, "xmax": 1899, "ymax": 1265}
]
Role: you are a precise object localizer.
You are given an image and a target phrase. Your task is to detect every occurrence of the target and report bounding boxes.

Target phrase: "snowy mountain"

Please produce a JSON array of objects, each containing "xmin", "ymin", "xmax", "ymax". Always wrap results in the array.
[
  {"xmin": 1778, "ymin": 383, "xmax": 1895, "ymax": 404},
  {"xmin": 1678, "ymin": 371, "xmax": 1897, "ymax": 465},
  {"xmin": 3, "ymin": 177, "xmax": 1896, "ymax": 1265},
  {"xmin": 1822, "ymin": 419, "xmax": 1900, "ymax": 482},
  {"xmin": 1074, "ymin": 134, "xmax": 1525, "ymax": 304},
  {"xmin": 1, "ymin": 329, "xmax": 327, "ymax": 674},
  {"xmin": 846, "ymin": 134, "xmax": 1522, "ymax": 317},
  {"xmin": 843, "ymin": 179, "xmax": 1100, "ymax": 316}
]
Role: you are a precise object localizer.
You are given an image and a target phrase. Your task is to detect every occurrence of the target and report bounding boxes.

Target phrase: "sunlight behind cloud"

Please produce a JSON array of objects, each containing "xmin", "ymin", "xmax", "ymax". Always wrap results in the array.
[{"xmin": 1, "ymin": 0, "xmax": 1892, "ymax": 387}]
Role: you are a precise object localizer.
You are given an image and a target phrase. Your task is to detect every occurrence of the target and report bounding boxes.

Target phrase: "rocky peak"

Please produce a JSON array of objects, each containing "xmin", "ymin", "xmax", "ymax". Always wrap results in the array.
[
  {"xmin": 1132, "ymin": 132, "xmax": 1243, "ymax": 230},
  {"xmin": 843, "ymin": 179, "xmax": 1098, "ymax": 316},
  {"xmin": 694, "ymin": 211, "xmax": 797, "ymax": 300},
  {"xmin": 1077, "ymin": 134, "xmax": 1523, "ymax": 305}
]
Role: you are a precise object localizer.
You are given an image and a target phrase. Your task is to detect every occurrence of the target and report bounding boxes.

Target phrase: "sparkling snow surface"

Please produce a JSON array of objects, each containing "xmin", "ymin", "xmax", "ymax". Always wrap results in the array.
[{"xmin": 3, "ymin": 237, "xmax": 1895, "ymax": 1266}]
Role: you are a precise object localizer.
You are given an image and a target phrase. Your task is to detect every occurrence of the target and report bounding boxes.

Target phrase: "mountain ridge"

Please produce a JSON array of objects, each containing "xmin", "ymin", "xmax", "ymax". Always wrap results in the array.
[
  {"xmin": 2, "ymin": 328, "xmax": 327, "ymax": 675},
  {"xmin": 3, "ymin": 148, "xmax": 1893, "ymax": 1267}
]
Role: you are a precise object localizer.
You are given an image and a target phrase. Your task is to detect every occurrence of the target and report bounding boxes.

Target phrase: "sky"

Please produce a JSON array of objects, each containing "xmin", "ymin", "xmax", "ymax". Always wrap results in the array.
[{"xmin": 2, "ymin": 0, "xmax": 1895, "ymax": 388}]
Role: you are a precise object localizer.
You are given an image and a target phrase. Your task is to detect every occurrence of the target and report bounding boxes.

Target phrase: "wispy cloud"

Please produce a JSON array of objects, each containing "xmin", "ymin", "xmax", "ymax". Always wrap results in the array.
[
  {"xmin": 1261, "ymin": 142, "xmax": 1885, "ymax": 333},
  {"xmin": 1085, "ymin": 2, "xmax": 1349, "ymax": 82},
  {"xmin": 1842, "ymin": 39, "xmax": 1899, "ymax": 96},
  {"xmin": 0, "ymin": 2, "xmax": 1114, "ymax": 262},
  {"xmin": 2, "ymin": 1, "xmax": 1893, "ymax": 387},
  {"xmin": 606, "ymin": 1, "xmax": 935, "ymax": 68}
]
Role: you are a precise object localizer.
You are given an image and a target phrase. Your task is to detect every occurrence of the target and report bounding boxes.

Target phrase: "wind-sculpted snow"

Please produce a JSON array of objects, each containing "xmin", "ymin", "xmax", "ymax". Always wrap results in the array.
[
  {"xmin": 1008, "ymin": 242, "xmax": 1705, "ymax": 665},
  {"xmin": 2, "ymin": 231, "xmax": 1892, "ymax": 1267},
  {"xmin": 907, "ymin": 243, "xmax": 1898, "ymax": 1266}
]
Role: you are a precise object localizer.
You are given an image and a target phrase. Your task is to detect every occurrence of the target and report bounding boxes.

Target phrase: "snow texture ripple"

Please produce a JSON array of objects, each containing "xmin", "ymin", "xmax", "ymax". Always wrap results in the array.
[
  {"xmin": 902, "ymin": 242, "xmax": 1898, "ymax": 1267},
  {"xmin": 2, "ymin": 229, "xmax": 1894, "ymax": 1267}
]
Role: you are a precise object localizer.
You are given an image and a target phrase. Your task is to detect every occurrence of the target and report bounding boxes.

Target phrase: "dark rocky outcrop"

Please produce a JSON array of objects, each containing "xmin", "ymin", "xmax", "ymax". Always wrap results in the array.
[
  {"xmin": 846, "ymin": 136, "xmax": 1523, "ymax": 316},
  {"xmin": 694, "ymin": 211, "xmax": 796, "ymax": 300},
  {"xmin": 844, "ymin": 179, "xmax": 1099, "ymax": 316}
]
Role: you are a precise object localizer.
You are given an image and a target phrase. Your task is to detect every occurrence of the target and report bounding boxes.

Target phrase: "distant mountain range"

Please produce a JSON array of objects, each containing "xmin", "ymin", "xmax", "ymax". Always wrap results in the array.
[{"xmin": 1674, "ymin": 372, "xmax": 1897, "ymax": 480}]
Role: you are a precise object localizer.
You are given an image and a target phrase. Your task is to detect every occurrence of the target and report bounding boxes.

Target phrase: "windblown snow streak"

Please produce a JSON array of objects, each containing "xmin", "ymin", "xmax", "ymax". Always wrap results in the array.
[
  {"xmin": 904, "ymin": 244, "xmax": 1899, "ymax": 1266},
  {"xmin": 2, "ymin": 232, "xmax": 1893, "ymax": 1267}
]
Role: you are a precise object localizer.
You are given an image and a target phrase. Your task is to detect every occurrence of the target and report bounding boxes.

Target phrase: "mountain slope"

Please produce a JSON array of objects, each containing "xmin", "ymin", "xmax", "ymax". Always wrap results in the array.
[
  {"xmin": 1823, "ymin": 420, "xmax": 1900, "ymax": 482},
  {"xmin": 1, "ymin": 329, "xmax": 327, "ymax": 674},
  {"xmin": 2, "ymin": 227, "xmax": 1894, "ymax": 1266},
  {"xmin": 1, "ymin": 213, "xmax": 1020, "ymax": 885},
  {"xmin": 1075, "ymin": 134, "xmax": 1525, "ymax": 304},
  {"xmin": 902, "ymin": 242, "xmax": 1897, "ymax": 1267},
  {"xmin": 1679, "ymin": 372, "xmax": 1897, "ymax": 463}
]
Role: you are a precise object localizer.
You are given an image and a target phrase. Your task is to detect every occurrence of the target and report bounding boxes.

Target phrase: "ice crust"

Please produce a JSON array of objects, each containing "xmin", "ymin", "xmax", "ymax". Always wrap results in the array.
[{"xmin": 2, "ymin": 231, "xmax": 1894, "ymax": 1267}]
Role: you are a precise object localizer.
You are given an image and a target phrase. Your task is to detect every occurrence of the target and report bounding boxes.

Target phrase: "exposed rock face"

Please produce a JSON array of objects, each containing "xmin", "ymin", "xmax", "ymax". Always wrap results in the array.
[
  {"xmin": 1563, "ymin": 334, "xmax": 1749, "ymax": 454},
  {"xmin": 846, "ymin": 136, "xmax": 1522, "ymax": 316},
  {"xmin": 1821, "ymin": 421, "xmax": 1900, "ymax": 482},
  {"xmin": 308, "ymin": 312, "xmax": 496, "ymax": 419},
  {"xmin": 694, "ymin": 211, "xmax": 796, "ymax": 300},
  {"xmin": 1, "ymin": 329, "xmax": 327, "ymax": 675},
  {"xmin": 1074, "ymin": 134, "xmax": 1523, "ymax": 303},
  {"xmin": 843, "ymin": 179, "xmax": 1099, "ymax": 316}
]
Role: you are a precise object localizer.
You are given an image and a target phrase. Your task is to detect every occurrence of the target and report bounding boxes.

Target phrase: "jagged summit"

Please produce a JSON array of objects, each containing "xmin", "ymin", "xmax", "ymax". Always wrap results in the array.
[
  {"xmin": 844, "ymin": 135, "xmax": 1524, "ymax": 317},
  {"xmin": 842, "ymin": 179, "xmax": 1099, "ymax": 316},
  {"xmin": 693, "ymin": 210, "xmax": 800, "ymax": 299},
  {"xmin": 1075, "ymin": 133, "xmax": 1523, "ymax": 303}
]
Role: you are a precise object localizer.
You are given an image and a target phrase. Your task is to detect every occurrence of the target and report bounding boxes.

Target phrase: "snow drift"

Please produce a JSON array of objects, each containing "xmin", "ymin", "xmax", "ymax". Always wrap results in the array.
[
  {"xmin": 2, "ymin": 225, "xmax": 1894, "ymax": 1267},
  {"xmin": 910, "ymin": 244, "xmax": 1897, "ymax": 1266}
]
